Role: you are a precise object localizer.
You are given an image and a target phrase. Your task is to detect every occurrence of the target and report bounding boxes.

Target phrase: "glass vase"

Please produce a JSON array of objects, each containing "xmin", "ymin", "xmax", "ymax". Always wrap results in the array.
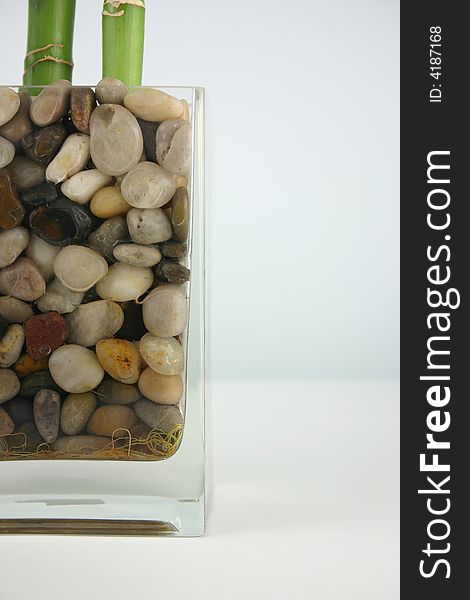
[{"xmin": 0, "ymin": 85, "xmax": 205, "ymax": 536}]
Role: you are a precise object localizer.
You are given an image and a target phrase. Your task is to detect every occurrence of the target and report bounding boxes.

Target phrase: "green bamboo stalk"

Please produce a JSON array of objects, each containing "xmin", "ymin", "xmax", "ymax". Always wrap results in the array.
[
  {"xmin": 102, "ymin": 0, "xmax": 145, "ymax": 86},
  {"xmin": 23, "ymin": 0, "xmax": 76, "ymax": 88}
]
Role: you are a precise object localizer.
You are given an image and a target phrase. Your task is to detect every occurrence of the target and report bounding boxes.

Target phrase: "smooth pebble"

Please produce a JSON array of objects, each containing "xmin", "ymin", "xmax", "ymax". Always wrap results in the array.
[
  {"xmin": 61, "ymin": 169, "xmax": 112, "ymax": 204},
  {"xmin": 138, "ymin": 368, "xmax": 183, "ymax": 405},
  {"xmin": 87, "ymin": 405, "xmax": 136, "ymax": 437},
  {"xmin": 142, "ymin": 285, "xmax": 188, "ymax": 337},
  {"xmin": 33, "ymin": 389, "xmax": 61, "ymax": 443},
  {"xmin": 95, "ymin": 338, "xmax": 142, "ymax": 384},
  {"xmin": 0, "ymin": 87, "xmax": 20, "ymax": 127},
  {"xmin": 36, "ymin": 278, "xmax": 84, "ymax": 314},
  {"xmin": 0, "ymin": 368, "xmax": 21, "ymax": 404},
  {"xmin": 0, "ymin": 296, "xmax": 34, "ymax": 323},
  {"xmin": 156, "ymin": 119, "xmax": 191, "ymax": 177},
  {"xmin": 0, "ymin": 227, "xmax": 30, "ymax": 268},
  {"xmin": 139, "ymin": 333, "xmax": 184, "ymax": 376},
  {"xmin": 66, "ymin": 300, "xmax": 124, "ymax": 347},
  {"xmin": 124, "ymin": 88, "xmax": 183, "ymax": 122},
  {"xmin": 134, "ymin": 399, "xmax": 183, "ymax": 433},
  {"xmin": 96, "ymin": 78, "xmax": 127, "ymax": 105},
  {"xmin": 0, "ymin": 257, "xmax": 46, "ymax": 301},
  {"xmin": 89, "ymin": 104, "xmax": 143, "ymax": 176},
  {"xmin": 121, "ymin": 161, "xmax": 176, "ymax": 209},
  {"xmin": 96, "ymin": 379, "xmax": 141, "ymax": 405},
  {"xmin": 113, "ymin": 243, "xmax": 162, "ymax": 267},
  {"xmin": 25, "ymin": 234, "xmax": 61, "ymax": 281},
  {"xmin": 96, "ymin": 262, "xmax": 153, "ymax": 302},
  {"xmin": 30, "ymin": 80, "xmax": 71, "ymax": 127},
  {"xmin": 90, "ymin": 185, "xmax": 131, "ymax": 218},
  {"xmin": 46, "ymin": 133, "xmax": 90, "ymax": 184},
  {"xmin": 127, "ymin": 207, "xmax": 173, "ymax": 244},
  {"xmin": 60, "ymin": 392, "xmax": 97, "ymax": 435},
  {"xmin": 49, "ymin": 344, "xmax": 105, "ymax": 393},
  {"xmin": 54, "ymin": 245, "xmax": 108, "ymax": 292}
]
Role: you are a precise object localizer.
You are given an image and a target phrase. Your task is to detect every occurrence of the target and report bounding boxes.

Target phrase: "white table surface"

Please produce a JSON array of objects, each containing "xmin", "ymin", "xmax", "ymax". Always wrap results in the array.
[{"xmin": 0, "ymin": 380, "xmax": 399, "ymax": 599}]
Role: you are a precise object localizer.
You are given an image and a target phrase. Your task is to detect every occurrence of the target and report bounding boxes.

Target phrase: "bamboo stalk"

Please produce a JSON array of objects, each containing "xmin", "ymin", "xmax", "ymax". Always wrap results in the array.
[
  {"xmin": 23, "ymin": 0, "xmax": 76, "ymax": 88},
  {"xmin": 102, "ymin": 0, "xmax": 146, "ymax": 86}
]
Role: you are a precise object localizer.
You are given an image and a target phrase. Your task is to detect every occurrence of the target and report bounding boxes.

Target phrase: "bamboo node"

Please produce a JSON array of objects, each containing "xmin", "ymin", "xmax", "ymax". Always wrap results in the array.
[
  {"xmin": 24, "ymin": 43, "xmax": 65, "ymax": 59},
  {"xmin": 104, "ymin": 0, "xmax": 145, "ymax": 9},
  {"xmin": 23, "ymin": 56, "xmax": 74, "ymax": 77}
]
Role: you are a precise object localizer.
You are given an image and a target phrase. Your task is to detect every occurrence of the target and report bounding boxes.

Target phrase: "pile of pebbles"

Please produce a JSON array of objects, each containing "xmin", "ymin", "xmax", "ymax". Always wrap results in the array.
[{"xmin": 0, "ymin": 80, "xmax": 191, "ymax": 459}]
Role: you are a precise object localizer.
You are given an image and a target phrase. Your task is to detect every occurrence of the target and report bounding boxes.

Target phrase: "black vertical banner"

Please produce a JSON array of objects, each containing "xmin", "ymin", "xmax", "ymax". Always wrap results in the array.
[{"xmin": 401, "ymin": 2, "xmax": 469, "ymax": 598}]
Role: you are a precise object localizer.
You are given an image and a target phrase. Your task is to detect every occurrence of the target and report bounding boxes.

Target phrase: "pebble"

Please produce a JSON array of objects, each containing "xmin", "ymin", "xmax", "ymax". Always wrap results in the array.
[
  {"xmin": 121, "ymin": 161, "xmax": 176, "ymax": 209},
  {"xmin": 137, "ymin": 118, "xmax": 159, "ymax": 162},
  {"xmin": 113, "ymin": 243, "xmax": 162, "ymax": 267},
  {"xmin": 14, "ymin": 353, "xmax": 49, "ymax": 378},
  {"xmin": 37, "ymin": 278, "xmax": 84, "ymax": 314},
  {"xmin": 171, "ymin": 187, "xmax": 189, "ymax": 242},
  {"xmin": 25, "ymin": 235, "xmax": 61, "ymax": 281},
  {"xmin": 14, "ymin": 420, "xmax": 43, "ymax": 452},
  {"xmin": 0, "ymin": 368, "xmax": 21, "ymax": 404},
  {"xmin": 0, "ymin": 169, "xmax": 25, "ymax": 229},
  {"xmin": 96, "ymin": 379, "xmax": 141, "ymax": 405},
  {"xmin": 49, "ymin": 345, "xmax": 105, "ymax": 393},
  {"xmin": 160, "ymin": 240, "xmax": 187, "ymax": 259},
  {"xmin": 156, "ymin": 119, "xmax": 191, "ymax": 177},
  {"xmin": 61, "ymin": 169, "xmax": 112, "ymax": 204},
  {"xmin": 21, "ymin": 123, "xmax": 67, "ymax": 165},
  {"xmin": 0, "ymin": 226, "xmax": 30, "ymax": 268},
  {"xmin": 29, "ymin": 197, "xmax": 96, "ymax": 246},
  {"xmin": 133, "ymin": 399, "xmax": 183, "ymax": 433},
  {"xmin": 124, "ymin": 88, "xmax": 183, "ymax": 122},
  {"xmin": 138, "ymin": 368, "xmax": 183, "ymax": 405},
  {"xmin": 15, "ymin": 421, "xmax": 43, "ymax": 452},
  {"xmin": 0, "ymin": 316, "xmax": 7, "ymax": 338},
  {"xmin": 0, "ymin": 257, "xmax": 46, "ymax": 301},
  {"xmin": 60, "ymin": 392, "xmax": 97, "ymax": 435},
  {"xmin": 0, "ymin": 135, "xmax": 15, "ymax": 168},
  {"xmin": 0, "ymin": 87, "xmax": 20, "ymax": 127},
  {"xmin": 33, "ymin": 389, "xmax": 60, "ymax": 443},
  {"xmin": 142, "ymin": 285, "xmax": 188, "ymax": 337},
  {"xmin": 87, "ymin": 405, "xmax": 136, "ymax": 437},
  {"xmin": 88, "ymin": 216, "xmax": 128, "ymax": 261},
  {"xmin": 19, "ymin": 370, "xmax": 62, "ymax": 398},
  {"xmin": 0, "ymin": 296, "xmax": 34, "ymax": 323},
  {"xmin": 95, "ymin": 78, "xmax": 127, "ymax": 105},
  {"xmin": 10, "ymin": 157, "xmax": 46, "ymax": 191},
  {"xmin": 0, "ymin": 407, "xmax": 15, "ymax": 436},
  {"xmin": 90, "ymin": 185, "xmax": 131, "ymax": 218},
  {"xmin": 0, "ymin": 92, "xmax": 33, "ymax": 143},
  {"xmin": 70, "ymin": 87, "xmax": 96, "ymax": 134},
  {"xmin": 89, "ymin": 104, "xmax": 143, "ymax": 176},
  {"xmin": 46, "ymin": 132, "xmax": 90, "ymax": 184},
  {"xmin": 1, "ymin": 397, "xmax": 33, "ymax": 426},
  {"xmin": 129, "ymin": 420, "xmax": 153, "ymax": 453},
  {"xmin": 96, "ymin": 262, "xmax": 153, "ymax": 302},
  {"xmin": 66, "ymin": 299, "xmax": 124, "ymax": 347},
  {"xmin": 116, "ymin": 301, "xmax": 147, "ymax": 341},
  {"xmin": 30, "ymin": 80, "xmax": 71, "ymax": 127},
  {"xmin": 24, "ymin": 312, "xmax": 69, "ymax": 360},
  {"xmin": 95, "ymin": 338, "xmax": 142, "ymax": 384},
  {"xmin": 127, "ymin": 207, "xmax": 173, "ymax": 244},
  {"xmin": 139, "ymin": 333, "xmax": 184, "ymax": 375},
  {"xmin": 52, "ymin": 435, "xmax": 110, "ymax": 454},
  {"xmin": 19, "ymin": 182, "xmax": 57, "ymax": 212},
  {"xmin": 54, "ymin": 245, "xmax": 108, "ymax": 292},
  {"xmin": 154, "ymin": 259, "xmax": 190, "ymax": 285}
]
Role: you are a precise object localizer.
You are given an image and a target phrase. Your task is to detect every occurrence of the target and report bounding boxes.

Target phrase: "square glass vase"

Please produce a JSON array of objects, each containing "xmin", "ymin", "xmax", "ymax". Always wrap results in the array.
[{"xmin": 0, "ymin": 85, "xmax": 205, "ymax": 536}]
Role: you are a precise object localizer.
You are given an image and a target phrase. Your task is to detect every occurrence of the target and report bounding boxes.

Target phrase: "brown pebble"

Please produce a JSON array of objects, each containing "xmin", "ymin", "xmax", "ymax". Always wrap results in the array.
[
  {"xmin": 160, "ymin": 240, "xmax": 188, "ymax": 259},
  {"xmin": 87, "ymin": 405, "xmax": 137, "ymax": 437},
  {"xmin": 24, "ymin": 312, "xmax": 69, "ymax": 360},
  {"xmin": 21, "ymin": 123, "xmax": 67, "ymax": 166},
  {"xmin": 33, "ymin": 389, "xmax": 61, "ymax": 444},
  {"xmin": 71, "ymin": 87, "xmax": 96, "ymax": 134},
  {"xmin": 154, "ymin": 259, "xmax": 190, "ymax": 284},
  {"xmin": 0, "ymin": 169, "xmax": 25, "ymax": 229}
]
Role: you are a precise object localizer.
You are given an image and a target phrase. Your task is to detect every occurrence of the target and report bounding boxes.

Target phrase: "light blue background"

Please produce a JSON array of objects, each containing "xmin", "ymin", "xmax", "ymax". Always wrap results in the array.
[{"xmin": 2, "ymin": 0, "xmax": 399, "ymax": 380}]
